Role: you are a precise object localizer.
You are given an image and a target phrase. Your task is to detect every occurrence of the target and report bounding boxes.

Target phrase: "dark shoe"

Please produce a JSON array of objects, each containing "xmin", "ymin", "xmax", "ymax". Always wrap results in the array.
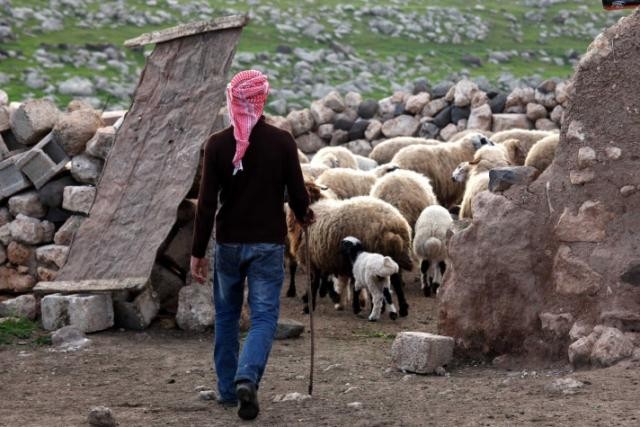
[
  {"xmin": 236, "ymin": 381, "xmax": 259, "ymax": 420},
  {"xmin": 217, "ymin": 398, "xmax": 237, "ymax": 408}
]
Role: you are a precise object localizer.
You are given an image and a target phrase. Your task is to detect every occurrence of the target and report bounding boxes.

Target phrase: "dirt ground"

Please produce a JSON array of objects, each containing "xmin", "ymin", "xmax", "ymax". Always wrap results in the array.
[{"xmin": 1, "ymin": 272, "xmax": 640, "ymax": 427}]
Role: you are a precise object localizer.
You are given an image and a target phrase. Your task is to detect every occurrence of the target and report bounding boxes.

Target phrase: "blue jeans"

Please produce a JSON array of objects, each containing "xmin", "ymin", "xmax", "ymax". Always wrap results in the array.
[{"xmin": 212, "ymin": 242, "xmax": 285, "ymax": 403}]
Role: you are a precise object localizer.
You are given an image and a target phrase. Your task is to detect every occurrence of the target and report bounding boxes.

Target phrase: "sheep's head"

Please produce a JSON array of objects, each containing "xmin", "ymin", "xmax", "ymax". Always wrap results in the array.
[
  {"xmin": 470, "ymin": 134, "xmax": 494, "ymax": 150},
  {"xmin": 321, "ymin": 152, "xmax": 340, "ymax": 168},
  {"xmin": 340, "ymin": 236, "xmax": 364, "ymax": 265},
  {"xmin": 452, "ymin": 162, "xmax": 471, "ymax": 183}
]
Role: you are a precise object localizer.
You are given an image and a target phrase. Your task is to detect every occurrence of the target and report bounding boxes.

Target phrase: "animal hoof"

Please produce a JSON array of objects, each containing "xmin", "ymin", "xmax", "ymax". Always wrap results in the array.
[
  {"xmin": 422, "ymin": 286, "xmax": 432, "ymax": 298},
  {"xmin": 389, "ymin": 312, "xmax": 398, "ymax": 321},
  {"xmin": 334, "ymin": 304, "xmax": 344, "ymax": 311},
  {"xmin": 303, "ymin": 306, "xmax": 310, "ymax": 315},
  {"xmin": 399, "ymin": 305, "xmax": 409, "ymax": 318},
  {"xmin": 368, "ymin": 317, "xmax": 378, "ymax": 322}
]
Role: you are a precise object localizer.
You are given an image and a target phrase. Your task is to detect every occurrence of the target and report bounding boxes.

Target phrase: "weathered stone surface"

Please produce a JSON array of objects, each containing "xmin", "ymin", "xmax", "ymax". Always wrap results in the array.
[
  {"xmin": 488, "ymin": 166, "xmax": 540, "ymax": 193},
  {"xmin": 453, "ymin": 80, "xmax": 479, "ymax": 107},
  {"xmin": 323, "ymin": 91, "xmax": 345, "ymax": 112},
  {"xmin": 568, "ymin": 334, "xmax": 596, "ymax": 368},
  {"xmin": 9, "ymin": 214, "xmax": 46, "ymax": 245},
  {"xmin": 85, "ymin": 126, "xmax": 116, "ymax": 160},
  {"xmin": 591, "ymin": 326, "xmax": 634, "ymax": 367},
  {"xmin": 150, "ymin": 263, "xmax": 184, "ymax": 312},
  {"xmin": 53, "ymin": 215, "xmax": 84, "ymax": 245},
  {"xmin": 176, "ymin": 285, "xmax": 214, "ymax": 332},
  {"xmin": 545, "ymin": 378, "xmax": 584, "ymax": 395},
  {"xmin": 505, "ymin": 87, "xmax": 535, "ymax": 112},
  {"xmin": 539, "ymin": 312, "xmax": 574, "ymax": 338},
  {"xmin": 526, "ymin": 103, "xmax": 547, "ymax": 121},
  {"xmin": 344, "ymin": 92, "xmax": 362, "ymax": 110},
  {"xmin": 316, "ymin": 124, "xmax": 334, "ymax": 141},
  {"xmin": 600, "ymin": 310, "xmax": 640, "ymax": 332},
  {"xmin": 310, "ymin": 100, "xmax": 334, "ymax": 125},
  {"xmin": 605, "ymin": 146, "xmax": 622, "ymax": 160},
  {"xmin": 38, "ymin": 176, "xmax": 77, "ymax": 209},
  {"xmin": 0, "ymin": 266, "xmax": 36, "ymax": 293},
  {"xmin": 364, "ymin": 120, "xmax": 382, "ymax": 141},
  {"xmin": 8, "ymin": 191, "xmax": 47, "ymax": 219},
  {"xmin": 51, "ymin": 325, "xmax": 91, "ymax": 350},
  {"xmin": 553, "ymin": 246, "xmax": 601, "ymax": 296},
  {"xmin": 391, "ymin": 332, "xmax": 454, "ymax": 374},
  {"xmin": 275, "ymin": 318, "xmax": 304, "ymax": 340},
  {"xmin": 422, "ymin": 98, "xmax": 448, "ymax": 117},
  {"xmin": 41, "ymin": 293, "xmax": 114, "ymax": 333},
  {"xmin": 10, "ymin": 99, "xmax": 60, "ymax": 146},
  {"xmin": 569, "ymin": 169, "xmax": 595, "ymax": 185},
  {"xmin": 550, "ymin": 105, "xmax": 564, "ymax": 124},
  {"xmin": 0, "ymin": 294, "xmax": 37, "ymax": 319},
  {"xmin": 7, "ymin": 241, "xmax": 34, "ymax": 266},
  {"xmin": 535, "ymin": 118, "xmax": 559, "ymax": 131},
  {"xmin": 53, "ymin": 109, "xmax": 103, "ymax": 156},
  {"xmin": 113, "ymin": 286, "xmax": 160, "ymax": 330},
  {"xmin": 466, "ymin": 104, "xmax": 492, "ymax": 131},
  {"xmin": 405, "ymin": 92, "xmax": 430, "ymax": 114},
  {"xmin": 577, "ymin": 147, "xmax": 596, "ymax": 169},
  {"xmin": 491, "ymin": 114, "xmax": 531, "ymax": 132},
  {"xmin": 381, "ymin": 115, "xmax": 419, "ymax": 138},
  {"xmin": 36, "ymin": 244, "xmax": 69, "ymax": 269},
  {"xmin": 569, "ymin": 321, "xmax": 592, "ymax": 341},
  {"xmin": 62, "ymin": 186, "xmax": 95, "ymax": 214},
  {"xmin": 38, "ymin": 266, "xmax": 58, "ymax": 282},
  {"xmin": 357, "ymin": 99, "xmax": 379, "ymax": 119},
  {"xmin": 87, "ymin": 406, "xmax": 117, "ymax": 427},
  {"xmin": 287, "ymin": 109, "xmax": 315, "ymax": 136},
  {"xmin": 555, "ymin": 201, "xmax": 613, "ymax": 243},
  {"xmin": 70, "ymin": 154, "xmax": 104, "ymax": 185},
  {"xmin": 296, "ymin": 132, "xmax": 325, "ymax": 154},
  {"xmin": 439, "ymin": 123, "xmax": 458, "ymax": 141}
]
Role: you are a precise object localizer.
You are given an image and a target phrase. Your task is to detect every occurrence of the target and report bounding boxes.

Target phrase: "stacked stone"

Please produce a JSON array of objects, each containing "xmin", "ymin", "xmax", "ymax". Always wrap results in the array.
[
  {"xmin": 0, "ymin": 92, "xmax": 123, "ymax": 321},
  {"xmin": 280, "ymin": 79, "xmax": 568, "ymax": 158}
]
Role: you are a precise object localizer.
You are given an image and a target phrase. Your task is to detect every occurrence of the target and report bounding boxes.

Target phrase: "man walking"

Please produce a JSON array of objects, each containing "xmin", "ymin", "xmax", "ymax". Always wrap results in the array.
[{"xmin": 190, "ymin": 70, "xmax": 311, "ymax": 421}]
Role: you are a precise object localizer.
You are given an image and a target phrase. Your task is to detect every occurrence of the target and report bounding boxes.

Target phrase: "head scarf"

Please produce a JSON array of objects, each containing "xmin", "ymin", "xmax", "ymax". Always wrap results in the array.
[{"xmin": 225, "ymin": 70, "xmax": 270, "ymax": 174}]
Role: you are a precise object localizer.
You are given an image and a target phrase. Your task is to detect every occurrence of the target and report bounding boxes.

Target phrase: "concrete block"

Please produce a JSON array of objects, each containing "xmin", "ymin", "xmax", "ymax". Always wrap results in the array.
[
  {"xmin": 15, "ymin": 133, "xmax": 69, "ymax": 189},
  {"xmin": 0, "ymin": 157, "xmax": 31, "ymax": 200},
  {"xmin": 113, "ymin": 286, "xmax": 160, "ymax": 330},
  {"xmin": 41, "ymin": 293, "xmax": 114, "ymax": 333},
  {"xmin": 391, "ymin": 332, "xmax": 454, "ymax": 374}
]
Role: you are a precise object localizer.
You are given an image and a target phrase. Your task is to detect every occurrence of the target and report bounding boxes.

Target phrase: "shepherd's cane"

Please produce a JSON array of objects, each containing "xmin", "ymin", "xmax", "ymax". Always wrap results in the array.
[{"xmin": 303, "ymin": 225, "xmax": 315, "ymax": 395}]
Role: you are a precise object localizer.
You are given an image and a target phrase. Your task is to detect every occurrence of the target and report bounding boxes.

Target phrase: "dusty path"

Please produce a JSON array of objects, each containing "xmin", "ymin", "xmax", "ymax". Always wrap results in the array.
[{"xmin": 1, "ymin": 273, "xmax": 640, "ymax": 426}]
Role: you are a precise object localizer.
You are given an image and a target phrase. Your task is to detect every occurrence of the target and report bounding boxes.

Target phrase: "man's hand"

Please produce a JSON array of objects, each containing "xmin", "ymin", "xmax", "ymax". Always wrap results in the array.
[
  {"xmin": 190, "ymin": 256, "xmax": 209, "ymax": 284},
  {"xmin": 299, "ymin": 208, "xmax": 315, "ymax": 228}
]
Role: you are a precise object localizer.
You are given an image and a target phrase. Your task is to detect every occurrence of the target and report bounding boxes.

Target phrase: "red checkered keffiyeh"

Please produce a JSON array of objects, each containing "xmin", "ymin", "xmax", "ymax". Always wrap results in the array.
[{"xmin": 226, "ymin": 70, "xmax": 270, "ymax": 174}]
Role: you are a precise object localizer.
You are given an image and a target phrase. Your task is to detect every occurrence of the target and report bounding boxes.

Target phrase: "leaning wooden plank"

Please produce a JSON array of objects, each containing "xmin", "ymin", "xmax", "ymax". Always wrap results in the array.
[
  {"xmin": 34, "ymin": 278, "xmax": 148, "ymax": 294},
  {"xmin": 54, "ymin": 20, "xmax": 245, "ymax": 282},
  {"xmin": 124, "ymin": 15, "xmax": 249, "ymax": 48}
]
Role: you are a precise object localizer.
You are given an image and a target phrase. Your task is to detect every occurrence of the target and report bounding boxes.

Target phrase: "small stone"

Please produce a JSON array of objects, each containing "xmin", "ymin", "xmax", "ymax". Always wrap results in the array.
[
  {"xmin": 0, "ymin": 295, "xmax": 37, "ymax": 320},
  {"xmin": 54, "ymin": 109, "xmax": 103, "ymax": 156},
  {"xmin": 535, "ymin": 119, "xmax": 558, "ymax": 131},
  {"xmin": 381, "ymin": 115, "xmax": 420, "ymax": 138},
  {"xmin": 9, "ymin": 214, "xmax": 46, "ymax": 245},
  {"xmin": 605, "ymin": 146, "xmax": 622, "ymax": 160},
  {"xmin": 434, "ymin": 366, "xmax": 447, "ymax": 376},
  {"xmin": 347, "ymin": 402, "xmax": 363, "ymax": 410},
  {"xmin": 591, "ymin": 326, "xmax": 634, "ymax": 367},
  {"xmin": 317, "ymin": 124, "xmax": 334, "ymax": 141},
  {"xmin": 41, "ymin": 293, "xmax": 114, "ymax": 333},
  {"xmin": 569, "ymin": 321, "xmax": 592, "ymax": 342},
  {"xmin": 323, "ymin": 91, "xmax": 345, "ymax": 113},
  {"xmin": 566, "ymin": 120, "xmax": 585, "ymax": 144},
  {"xmin": 51, "ymin": 325, "xmax": 90, "ymax": 350},
  {"xmin": 620, "ymin": 185, "xmax": 636, "ymax": 197},
  {"xmin": 8, "ymin": 191, "xmax": 47, "ymax": 219},
  {"xmin": 391, "ymin": 332, "xmax": 454, "ymax": 374},
  {"xmin": 488, "ymin": 166, "xmax": 540, "ymax": 192},
  {"xmin": 357, "ymin": 99, "xmax": 379, "ymax": 119},
  {"xmin": 198, "ymin": 390, "xmax": 218, "ymax": 401},
  {"xmin": 275, "ymin": 318, "xmax": 304, "ymax": 340},
  {"xmin": 453, "ymin": 79, "xmax": 479, "ymax": 107},
  {"xmin": 577, "ymin": 147, "xmax": 596, "ymax": 169},
  {"xmin": 569, "ymin": 169, "xmax": 595, "ymax": 185},
  {"xmin": 36, "ymin": 244, "xmax": 69, "ymax": 269},
  {"xmin": 550, "ymin": 105, "xmax": 564, "ymax": 124},
  {"xmin": 277, "ymin": 392, "xmax": 311, "ymax": 402},
  {"xmin": 344, "ymin": 92, "xmax": 362, "ymax": 110},
  {"xmin": 310, "ymin": 101, "xmax": 335, "ymax": 126},
  {"xmin": 10, "ymin": 99, "xmax": 60, "ymax": 146},
  {"xmin": 539, "ymin": 312, "xmax": 574, "ymax": 338},
  {"xmin": 545, "ymin": 378, "xmax": 584, "ymax": 395},
  {"xmin": 568, "ymin": 334, "xmax": 596, "ymax": 368},
  {"xmin": 7, "ymin": 241, "xmax": 34, "ymax": 266},
  {"xmin": 553, "ymin": 246, "xmax": 602, "ymax": 296},
  {"xmin": 88, "ymin": 406, "xmax": 116, "ymax": 427},
  {"xmin": 54, "ymin": 215, "xmax": 84, "ymax": 245},
  {"xmin": 85, "ymin": 127, "xmax": 116, "ymax": 160},
  {"xmin": 71, "ymin": 154, "xmax": 104, "ymax": 185},
  {"xmin": 176, "ymin": 285, "xmax": 214, "ymax": 332},
  {"xmin": 37, "ymin": 266, "xmax": 58, "ymax": 282},
  {"xmin": 405, "ymin": 92, "xmax": 430, "ymax": 114},
  {"xmin": 287, "ymin": 109, "xmax": 315, "ymax": 137},
  {"xmin": 422, "ymin": 98, "xmax": 448, "ymax": 117},
  {"xmin": 526, "ymin": 103, "xmax": 547, "ymax": 121},
  {"xmin": 62, "ymin": 186, "xmax": 96, "ymax": 214},
  {"xmin": 467, "ymin": 104, "xmax": 492, "ymax": 131}
]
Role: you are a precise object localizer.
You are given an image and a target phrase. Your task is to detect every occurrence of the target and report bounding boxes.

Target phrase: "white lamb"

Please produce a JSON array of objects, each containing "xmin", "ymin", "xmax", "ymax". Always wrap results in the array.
[
  {"xmin": 341, "ymin": 236, "xmax": 400, "ymax": 322},
  {"xmin": 413, "ymin": 205, "xmax": 454, "ymax": 297}
]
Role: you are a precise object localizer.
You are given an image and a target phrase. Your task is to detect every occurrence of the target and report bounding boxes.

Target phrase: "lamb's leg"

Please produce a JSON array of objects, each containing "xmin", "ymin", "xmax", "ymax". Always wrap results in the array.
[
  {"xmin": 334, "ymin": 276, "xmax": 348, "ymax": 311},
  {"xmin": 327, "ymin": 277, "xmax": 341, "ymax": 304},
  {"xmin": 352, "ymin": 279, "xmax": 362, "ymax": 315},
  {"xmin": 391, "ymin": 272, "xmax": 409, "ymax": 318},
  {"xmin": 286, "ymin": 259, "xmax": 297, "ymax": 298},
  {"xmin": 383, "ymin": 287, "xmax": 398, "ymax": 321},
  {"xmin": 368, "ymin": 287, "xmax": 383, "ymax": 322},
  {"xmin": 420, "ymin": 260, "xmax": 431, "ymax": 297},
  {"xmin": 318, "ymin": 274, "xmax": 330, "ymax": 298}
]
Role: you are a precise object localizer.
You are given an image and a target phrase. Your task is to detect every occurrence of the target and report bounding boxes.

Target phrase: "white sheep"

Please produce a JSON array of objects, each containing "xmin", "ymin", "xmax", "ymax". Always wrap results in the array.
[
  {"xmin": 310, "ymin": 146, "xmax": 358, "ymax": 169},
  {"xmin": 413, "ymin": 205, "xmax": 454, "ymax": 297},
  {"xmin": 341, "ymin": 236, "xmax": 400, "ymax": 321},
  {"xmin": 491, "ymin": 129, "xmax": 557, "ymax": 164},
  {"xmin": 524, "ymin": 133, "xmax": 560, "ymax": 172},
  {"xmin": 354, "ymin": 154, "xmax": 378, "ymax": 171},
  {"xmin": 316, "ymin": 164, "xmax": 399, "ymax": 199},
  {"xmin": 459, "ymin": 171, "xmax": 490, "ymax": 219},
  {"xmin": 369, "ymin": 136, "xmax": 440, "ymax": 164},
  {"xmin": 391, "ymin": 132, "xmax": 493, "ymax": 207}
]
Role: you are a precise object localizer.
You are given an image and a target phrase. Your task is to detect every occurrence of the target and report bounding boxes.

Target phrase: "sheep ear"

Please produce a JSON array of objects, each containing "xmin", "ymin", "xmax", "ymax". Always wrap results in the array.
[{"xmin": 469, "ymin": 159, "xmax": 480, "ymax": 165}]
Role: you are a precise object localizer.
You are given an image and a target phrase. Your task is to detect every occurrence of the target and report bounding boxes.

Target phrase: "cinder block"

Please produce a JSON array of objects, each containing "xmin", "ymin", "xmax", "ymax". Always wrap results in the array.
[
  {"xmin": 391, "ymin": 332, "xmax": 455, "ymax": 374},
  {"xmin": 113, "ymin": 286, "xmax": 160, "ymax": 330},
  {"xmin": 41, "ymin": 293, "xmax": 114, "ymax": 333},
  {"xmin": 0, "ymin": 156, "xmax": 31, "ymax": 200},
  {"xmin": 16, "ymin": 133, "xmax": 69, "ymax": 189}
]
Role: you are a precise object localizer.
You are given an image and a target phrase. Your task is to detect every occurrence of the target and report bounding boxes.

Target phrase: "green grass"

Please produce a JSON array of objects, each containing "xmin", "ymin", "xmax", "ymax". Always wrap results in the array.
[
  {"xmin": 0, "ymin": 0, "xmax": 631, "ymax": 110},
  {"xmin": 0, "ymin": 317, "xmax": 51, "ymax": 347},
  {"xmin": 352, "ymin": 329, "xmax": 396, "ymax": 340}
]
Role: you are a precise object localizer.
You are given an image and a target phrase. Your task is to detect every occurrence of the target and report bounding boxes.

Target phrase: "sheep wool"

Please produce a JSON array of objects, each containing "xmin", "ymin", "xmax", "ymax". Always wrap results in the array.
[
  {"xmin": 391, "ymin": 132, "xmax": 492, "ymax": 207},
  {"xmin": 310, "ymin": 146, "xmax": 358, "ymax": 169},
  {"xmin": 459, "ymin": 171, "xmax": 490, "ymax": 219},
  {"xmin": 368, "ymin": 136, "xmax": 440, "ymax": 164},
  {"xmin": 413, "ymin": 205, "xmax": 454, "ymax": 296},
  {"xmin": 524, "ymin": 133, "xmax": 560, "ymax": 172},
  {"xmin": 370, "ymin": 169, "xmax": 438, "ymax": 229},
  {"xmin": 491, "ymin": 129, "xmax": 557, "ymax": 164},
  {"xmin": 301, "ymin": 163, "xmax": 329, "ymax": 180}
]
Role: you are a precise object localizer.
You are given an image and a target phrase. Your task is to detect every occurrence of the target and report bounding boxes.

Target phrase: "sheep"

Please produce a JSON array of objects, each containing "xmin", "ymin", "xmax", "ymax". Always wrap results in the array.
[
  {"xmin": 452, "ymin": 161, "xmax": 472, "ymax": 183},
  {"xmin": 316, "ymin": 164, "xmax": 399, "ymax": 200},
  {"xmin": 390, "ymin": 132, "xmax": 493, "ymax": 208},
  {"xmin": 301, "ymin": 163, "xmax": 329, "ymax": 180},
  {"xmin": 369, "ymin": 137, "xmax": 440, "ymax": 164},
  {"xmin": 491, "ymin": 129, "xmax": 556, "ymax": 164},
  {"xmin": 413, "ymin": 205, "xmax": 453, "ymax": 297},
  {"xmin": 449, "ymin": 129, "xmax": 493, "ymax": 142},
  {"xmin": 459, "ymin": 171, "xmax": 490, "ymax": 219},
  {"xmin": 340, "ymin": 236, "xmax": 400, "ymax": 321},
  {"xmin": 287, "ymin": 182, "xmax": 413, "ymax": 317},
  {"xmin": 354, "ymin": 154, "xmax": 378, "ymax": 171},
  {"xmin": 369, "ymin": 169, "xmax": 438, "ymax": 229},
  {"xmin": 524, "ymin": 133, "xmax": 560, "ymax": 173},
  {"xmin": 298, "ymin": 150, "xmax": 309, "ymax": 164},
  {"xmin": 310, "ymin": 146, "xmax": 358, "ymax": 169}
]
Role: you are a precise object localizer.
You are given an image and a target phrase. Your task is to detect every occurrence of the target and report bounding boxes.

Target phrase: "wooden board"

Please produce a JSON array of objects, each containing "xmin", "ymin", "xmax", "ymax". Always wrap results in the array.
[
  {"xmin": 54, "ymin": 19, "xmax": 245, "ymax": 282},
  {"xmin": 34, "ymin": 278, "xmax": 148, "ymax": 294}
]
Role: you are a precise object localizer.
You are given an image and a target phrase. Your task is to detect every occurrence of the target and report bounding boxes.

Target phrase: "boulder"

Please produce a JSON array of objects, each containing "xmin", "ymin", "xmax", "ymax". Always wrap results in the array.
[
  {"xmin": 422, "ymin": 98, "xmax": 448, "ymax": 117},
  {"xmin": 539, "ymin": 312, "xmax": 574, "ymax": 338},
  {"xmin": 364, "ymin": 120, "xmax": 382, "ymax": 141},
  {"xmin": 62, "ymin": 186, "xmax": 96, "ymax": 214},
  {"xmin": 7, "ymin": 241, "xmax": 34, "ymax": 266},
  {"xmin": 51, "ymin": 325, "xmax": 91, "ymax": 350},
  {"xmin": 176, "ymin": 284, "xmax": 214, "ymax": 332},
  {"xmin": 357, "ymin": 99, "xmax": 379, "ymax": 119},
  {"xmin": 9, "ymin": 214, "xmax": 46, "ymax": 245},
  {"xmin": 296, "ymin": 132, "xmax": 325, "ymax": 154},
  {"xmin": 590, "ymin": 326, "xmax": 634, "ymax": 367},
  {"xmin": 488, "ymin": 166, "xmax": 539, "ymax": 192},
  {"xmin": 555, "ymin": 200, "xmax": 613, "ymax": 243},
  {"xmin": 53, "ymin": 109, "xmax": 103, "ymax": 156},
  {"xmin": 344, "ymin": 92, "xmax": 363, "ymax": 110},
  {"xmin": 150, "ymin": 263, "xmax": 184, "ymax": 313},
  {"xmin": 391, "ymin": 332, "xmax": 454, "ymax": 374},
  {"xmin": 453, "ymin": 80, "xmax": 479, "ymax": 107},
  {"xmin": 87, "ymin": 406, "xmax": 117, "ymax": 427},
  {"xmin": 310, "ymin": 101, "xmax": 334, "ymax": 125},
  {"xmin": 535, "ymin": 118, "xmax": 558, "ymax": 131},
  {"xmin": 552, "ymin": 246, "xmax": 602, "ymax": 296},
  {"xmin": 439, "ymin": 123, "xmax": 458, "ymax": 141},
  {"xmin": 404, "ymin": 92, "xmax": 430, "ymax": 114},
  {"xmin": 10, "ymin": 99, "xmax": 60, "ymax": 145},
  {"xmin": 526, "ymin": 103, "xmax": 547, "ymax": 121},
  {"xmin": 348, "ymin": 120, "xmax": 369, "ymax": 141},
  {"xmin": 323, "ymin": 91, "xmax": 345, "ymax": 112},
  {"xmin": 113, "ymin": 286, "xmax": 160, "ymax": 330},
  {"xmin": 287, "ymin": 109, "xmax": 315, "ymax": 137},
  {"xmin": 8, "ymin": 191, "xmax": 47, "ymax": 219},
  {"xmin": 381, "ymin": 115, "xmax": 420, "ymax": 138}
]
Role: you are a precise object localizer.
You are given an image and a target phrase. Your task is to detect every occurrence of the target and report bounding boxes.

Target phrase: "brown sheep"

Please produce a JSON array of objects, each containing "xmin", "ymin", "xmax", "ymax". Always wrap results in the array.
[
  {"xmin": 524, "ymin": 134, "xmax": 560, "ymax": 172},
  {"xmin": 369, "ymin": 137, "xmax": 440, "ymax": 164},
  {"xmin": 316, "ymin": 164, "xmax": 399, "ymax": 199},
  {"xmin": 311, "ymin": 146, "xmax": 358, "ymax": 169}
]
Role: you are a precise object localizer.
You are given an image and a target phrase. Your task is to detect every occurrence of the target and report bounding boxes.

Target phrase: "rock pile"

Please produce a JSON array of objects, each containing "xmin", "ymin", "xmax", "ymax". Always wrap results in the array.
[{"xmin": 438, "ymin": 9, "xmax": 640, "ymax": 369}]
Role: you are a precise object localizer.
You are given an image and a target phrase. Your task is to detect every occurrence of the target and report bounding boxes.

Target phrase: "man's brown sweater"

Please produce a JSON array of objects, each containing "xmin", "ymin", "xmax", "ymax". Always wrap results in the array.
[{"xmin": 191, "ymin": 117, "xmax": 309, "ymax": 258}]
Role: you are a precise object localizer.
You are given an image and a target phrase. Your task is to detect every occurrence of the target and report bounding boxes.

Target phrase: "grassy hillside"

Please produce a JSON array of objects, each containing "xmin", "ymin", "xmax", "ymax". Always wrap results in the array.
[{"xmin": 0, "ymin": 0, "xmax": 629, "ymax": 111}]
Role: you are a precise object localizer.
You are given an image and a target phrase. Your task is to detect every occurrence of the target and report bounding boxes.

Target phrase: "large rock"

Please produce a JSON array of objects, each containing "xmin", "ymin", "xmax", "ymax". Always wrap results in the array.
[
  {"xmin": 287, "ymin": 109, "xmax": 315, "ymax": 137},
  {"xmin": 381, "ymin": 115, "xmax": 420, "ymax": 138},
  {"xmin": 10, "ymin": 99, "xmax": 60, "ymax": 145},
  {"xmin": 453, "ymin": 79, "xmax": 479, "ymax": 107},
  {"xmin": 53, "ymin": 109, "xmax": 103, "ymax": 156},
  {"xmin": 323, "ymin": 91, "xmax": 345, "ymax": 112},
  {"xmin": 62, "ymin": 186, "xmax": 96, "ymax": 214},
  {"xmin": 439, "ymin": 11, "xmax": 640, "ymax": 362},
  {"xmin": 404, "ymin": 92, "xmax": 430, "ymax": 114},
  {"xmin": 8, "ymin": 191, "xmax": 47, "ymax": 219},
  {"xmin": 9, "ymin": 214, "xmax": 46, "ymax": 245},
  {"xmin": 357, "ymin": 99, "xmax": 378, "ymax": 119},
  {"xmin": 391, "ymin": 332, "xmax": 454, "ymax": 374},
  {"xmin": 0, "ymin": 294, "xmax": 37, "ymax": 320},
  {"xmin": 467, "ymin": 104, "xmax": 492, "ymax": 131},
  {"xmin": 0, "ymin": 266, "xmax": 36, "ymax": 293},
  {"xmin": 310, "ymin": 101, "xmax": 334, "ymax": 125},
  {"xmin": 150, "ymin": 263, "xmax": 184, "ymax": 312},
  {"xmin": 176, "ymin": 285, "xmax": 214, "ymax": 332},
  {"xmin": 36, "ymin": 244, "xmax": 69, "ymax": 269},
  {"xmin": 295, "ymin": 132, "xmax": 325, "ymax": 154},
  {"xmin": 41, "ymin": 293, "xmax": 114, "ymax": 333},
  {"xmin": 7, "ymin": 241, "xmax": 34, "ymax": 266},
  {"xmin": 85, "ymin": 126, "xmax": 116, "ymax": 160},
  {"xmin": 491, "ymin": 114, "xmax": 531, "ymax": 132},
  {"xmin": 590, "ymin": 326, "xmax": 634, "ymax": 367}
]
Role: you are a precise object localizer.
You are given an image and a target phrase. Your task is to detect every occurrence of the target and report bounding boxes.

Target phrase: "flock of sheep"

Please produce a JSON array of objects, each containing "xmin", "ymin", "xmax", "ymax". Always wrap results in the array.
[{"xmin": 285, "ymin": 128, "xmax": 560, "ymax": 321}]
